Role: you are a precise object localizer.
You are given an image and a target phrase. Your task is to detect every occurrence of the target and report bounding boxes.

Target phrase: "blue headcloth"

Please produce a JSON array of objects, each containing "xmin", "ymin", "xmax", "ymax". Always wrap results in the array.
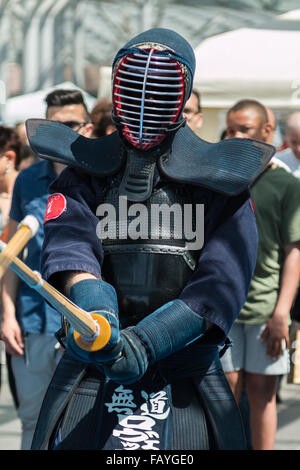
[{"xmin": 112, "ymin": 28, "xmax": 195, "ymax": 102}]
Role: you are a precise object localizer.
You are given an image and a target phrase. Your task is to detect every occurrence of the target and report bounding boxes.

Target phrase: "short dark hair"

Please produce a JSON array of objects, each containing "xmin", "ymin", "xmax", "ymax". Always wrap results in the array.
[
  {"xmin": 90, "ymin": 98, "xmax": 114, "ymax": 138},
  {"xmin": 0, "ymin": 126, "xmax": 22, "ymax": 169},
  {"xmin": 227, "ymin": 99, "xmax": 268, "ymax": 124},
  {"xmin": 45, "ymin": 89, "xmax": 89, "ymax": 119},
  {"xmin": 18, "ymin": 145, "xmax": 38, "ymax": 168},
  {"xmin": 191, "ymin": 89, "xmax": 202, "ymax": 112}
]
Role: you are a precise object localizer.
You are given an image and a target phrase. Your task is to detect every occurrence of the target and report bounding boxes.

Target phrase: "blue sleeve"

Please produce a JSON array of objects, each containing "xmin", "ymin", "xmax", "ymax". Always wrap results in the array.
[
  {"xmin": 179, "ymin": 191, "xmax": 258, "ymax": 337},
  {"xmin": 9, "ymin": 173, "xmax": 23, "ymax": 222},
  {"xmin": 41, "ymin": 168, "xmax": 104, "ymax": 282}
]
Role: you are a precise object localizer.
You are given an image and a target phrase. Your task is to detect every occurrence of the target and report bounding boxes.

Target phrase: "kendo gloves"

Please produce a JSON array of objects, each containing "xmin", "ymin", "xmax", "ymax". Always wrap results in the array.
[
  {"xmin": 66, "ymin": 278, "xmax": 122, "ymax": 363},
  {"xmin": 66, "ymin": 279, "xmax": 207, "ymax": 384},
  {"xmin": 102, "ymin": 299, "xmax": 206, "ymax": 384}
]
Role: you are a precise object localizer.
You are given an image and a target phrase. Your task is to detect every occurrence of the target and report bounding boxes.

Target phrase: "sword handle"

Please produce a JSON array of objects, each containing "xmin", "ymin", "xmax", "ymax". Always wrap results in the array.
[
  {"xmin": 0, "ymin": 240, "xmax": 113, "ymax": 350},
  {"xmin": 0, "ymin": 215, "xmax": 39, "ymax": 279}
]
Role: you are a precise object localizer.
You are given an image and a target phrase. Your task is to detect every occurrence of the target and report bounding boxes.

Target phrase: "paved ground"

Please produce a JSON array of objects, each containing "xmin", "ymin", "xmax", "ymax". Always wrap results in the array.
[
  {"xmin": 0, "ymin": 365, "xmax": 21, "ymax": 450},
  {"xmin": 0, "ymin": 364, "xmax": 300, "ymax": 451},
  {"xmin": 275, "ymin": 379, "xmax": 300, "ymax": 450}
]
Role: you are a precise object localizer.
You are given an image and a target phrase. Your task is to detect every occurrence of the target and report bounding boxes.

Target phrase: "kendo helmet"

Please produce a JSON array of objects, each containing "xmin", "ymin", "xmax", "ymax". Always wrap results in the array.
[{"xmin": 111, "ymin": 28, "xmax": 195, "ymax": 152}]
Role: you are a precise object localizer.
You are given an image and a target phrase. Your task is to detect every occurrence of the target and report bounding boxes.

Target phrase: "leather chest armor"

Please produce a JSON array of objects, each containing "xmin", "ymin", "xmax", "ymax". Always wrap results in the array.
[{"xmin": 98, "ymin": 173, "xmax": 203, "ymax": 327}]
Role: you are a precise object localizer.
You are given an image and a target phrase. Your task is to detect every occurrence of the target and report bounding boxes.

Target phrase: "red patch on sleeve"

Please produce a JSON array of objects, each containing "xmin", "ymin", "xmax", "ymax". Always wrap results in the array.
[
  {"xmin": 250, "ymin": 199, "xmax": 255, "ymax": 214},
  {"xmin": 44, "ymin": 193, "xmax": 66, "ymax": 224}
]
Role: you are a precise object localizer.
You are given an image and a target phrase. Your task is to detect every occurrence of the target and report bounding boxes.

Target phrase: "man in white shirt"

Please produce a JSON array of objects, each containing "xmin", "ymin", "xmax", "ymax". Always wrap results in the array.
[{"xmin": 276, "ymin": 112, "xmax": 300, "ymax": 180}]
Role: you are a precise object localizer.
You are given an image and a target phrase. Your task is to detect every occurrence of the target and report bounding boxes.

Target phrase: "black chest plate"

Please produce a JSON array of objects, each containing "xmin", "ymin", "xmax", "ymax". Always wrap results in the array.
[{"xmin": 98, "ymin": 175, "xmax": 204, "ymax": 326}]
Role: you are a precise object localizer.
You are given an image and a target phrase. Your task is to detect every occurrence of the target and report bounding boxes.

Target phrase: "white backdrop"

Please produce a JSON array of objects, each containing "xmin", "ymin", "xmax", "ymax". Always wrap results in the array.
[
  {"xmin": 2, "ymin": 82, "xmax": 97, "ymax": 126},
  {"xmin": 193, "ymin": 26, "xmax": 300, "ymax": 110}
]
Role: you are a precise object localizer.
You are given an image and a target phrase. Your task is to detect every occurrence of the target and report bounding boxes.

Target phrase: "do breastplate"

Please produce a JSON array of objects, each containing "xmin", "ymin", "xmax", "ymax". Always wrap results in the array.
[{"xmin": 98, "ymin": 174, "xmax": 203, "ymax": 327}]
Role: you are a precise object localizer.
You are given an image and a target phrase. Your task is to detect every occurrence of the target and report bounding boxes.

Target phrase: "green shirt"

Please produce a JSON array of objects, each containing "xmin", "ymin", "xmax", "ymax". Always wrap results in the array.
[{"xmin": 238, "ymin": 165, "xmax": 300, "ymax": 324}]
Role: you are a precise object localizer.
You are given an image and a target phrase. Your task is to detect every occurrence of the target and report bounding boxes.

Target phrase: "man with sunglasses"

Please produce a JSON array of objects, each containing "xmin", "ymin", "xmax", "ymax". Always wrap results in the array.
[
  {"xmin": 1, "ymin": 89, "xmax": 93, "ymax": 449},
  {"xmin": 45, "ymin": 89, "xmax": 94, "ymax": 137}
]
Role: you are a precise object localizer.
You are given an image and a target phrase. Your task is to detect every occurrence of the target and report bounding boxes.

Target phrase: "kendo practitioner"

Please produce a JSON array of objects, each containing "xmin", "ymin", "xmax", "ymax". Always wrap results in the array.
[{"xmin": 26, "ymin": 28, "xmax": 275, "ymax": 450}]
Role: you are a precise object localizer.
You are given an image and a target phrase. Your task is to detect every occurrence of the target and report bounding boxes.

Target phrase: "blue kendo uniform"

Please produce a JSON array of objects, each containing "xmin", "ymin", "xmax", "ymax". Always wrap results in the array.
[{"xmin": 27, "ymin": 28, "xmax": 275, "ymax": 450}]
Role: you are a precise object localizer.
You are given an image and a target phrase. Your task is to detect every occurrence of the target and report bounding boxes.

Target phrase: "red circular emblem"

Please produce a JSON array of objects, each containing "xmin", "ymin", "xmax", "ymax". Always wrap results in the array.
[{"xmin": 44, "ymin": 193, "xmax": 66, "ymax": 224}]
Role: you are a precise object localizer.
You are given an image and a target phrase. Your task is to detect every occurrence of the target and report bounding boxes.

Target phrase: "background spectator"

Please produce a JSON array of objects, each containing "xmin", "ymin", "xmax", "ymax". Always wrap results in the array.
[
  {"xmin": 276, "ymin": 112, "xmax": 300, "ymax": 180},
  {"xmin": 221, "ymin": 99, "xmax": 300, "ymax": 450},
  {"xmin": 0, "ymin": 126, "xmax": 22, "ymax": 410},
  {"xmin": 45, "ymin": 89, "xmax": 94, "ymax": 137},
  {"xmin": 0, "ymin": 89, "xmax": 93, "ymax": 449},
  {"xmin": 90, "ymin": 98, "xmax": 116, "ymax": 138},
  {"xmin": 15, "ymin": 123, "xmax": 28, "ymax": 147},
  {"xmin": 183, "ymin": 89, "xmax": 203, "ymax": 133},
  {"xmin": 17, "ymin": 146, "xmax": 38, "ymax": 171}
]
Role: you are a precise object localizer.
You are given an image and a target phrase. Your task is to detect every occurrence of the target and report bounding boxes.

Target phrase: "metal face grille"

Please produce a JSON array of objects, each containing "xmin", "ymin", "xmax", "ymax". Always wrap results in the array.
[{"xmin": 113, "ymin": 48, "xmax": 185, "ymax": 150}]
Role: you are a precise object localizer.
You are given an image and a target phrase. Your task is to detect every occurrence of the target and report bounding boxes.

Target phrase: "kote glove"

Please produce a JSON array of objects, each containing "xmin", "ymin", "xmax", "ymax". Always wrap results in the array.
[
  {"xmin": 66, "ymin": 278, "xmax": 122, "ymax": 363},
  {"xmin": 102, "ymin": 299, "xmax": 206, "ymax": 384}
]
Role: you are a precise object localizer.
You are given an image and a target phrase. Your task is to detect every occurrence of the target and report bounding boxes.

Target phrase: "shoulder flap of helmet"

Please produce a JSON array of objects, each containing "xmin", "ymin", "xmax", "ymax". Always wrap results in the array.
[
  {"xmin": 158, "ymin": 125, "xmax": 275, "ymax": 196},
  {"xmin": 26, "ymin": 119, "xmax": 123, "ymax": 177}
]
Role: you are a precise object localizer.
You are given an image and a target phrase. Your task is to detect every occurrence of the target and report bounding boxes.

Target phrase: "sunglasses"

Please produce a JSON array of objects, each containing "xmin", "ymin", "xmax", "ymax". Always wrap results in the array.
[{"xmin": 61, "ymin": 121, "xmax": 89, "ymax": 130}]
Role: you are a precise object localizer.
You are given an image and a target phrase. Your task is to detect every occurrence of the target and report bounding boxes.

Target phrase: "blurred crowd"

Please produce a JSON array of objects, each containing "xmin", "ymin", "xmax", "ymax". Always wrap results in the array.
[{"xmin": 0, "ymin": 85, "xmax": 299, "ymax": 451}]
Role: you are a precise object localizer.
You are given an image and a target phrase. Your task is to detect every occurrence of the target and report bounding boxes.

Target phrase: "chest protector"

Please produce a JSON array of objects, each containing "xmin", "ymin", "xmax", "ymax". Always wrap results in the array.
[{"xmin": 99, "ymin": 175, "xmax": 202, "ymax": 327}]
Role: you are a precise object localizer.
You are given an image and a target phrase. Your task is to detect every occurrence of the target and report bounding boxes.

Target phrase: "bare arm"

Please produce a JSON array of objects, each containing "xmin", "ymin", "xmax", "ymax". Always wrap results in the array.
[
  {"xmin": 1, "ymin": 218, "xmax": 23, "ymax": 355},
  {"xmin": 261, "ymin": 241, "xmax": 300, "ymax": 359},
  {"xmin": 64, "ymin": 272, "xmax": 99, "ymax": 297},
  {"xmin": 276, "ymin": 242, "xmax": 300, "ymax": 314}
]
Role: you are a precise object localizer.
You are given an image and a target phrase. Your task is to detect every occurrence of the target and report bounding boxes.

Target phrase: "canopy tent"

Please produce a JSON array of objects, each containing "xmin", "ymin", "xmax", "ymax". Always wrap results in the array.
[
  {"xmin": 193, "ymin": 25, "xmax": 300, "ymax": 110},
  {"xmin": 192, "ymin": 15, "xmax": 300, "ymax": 142},
  {"xmin": 2, "ymin": 82, "xmax": 97, "ymax": 126}
]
